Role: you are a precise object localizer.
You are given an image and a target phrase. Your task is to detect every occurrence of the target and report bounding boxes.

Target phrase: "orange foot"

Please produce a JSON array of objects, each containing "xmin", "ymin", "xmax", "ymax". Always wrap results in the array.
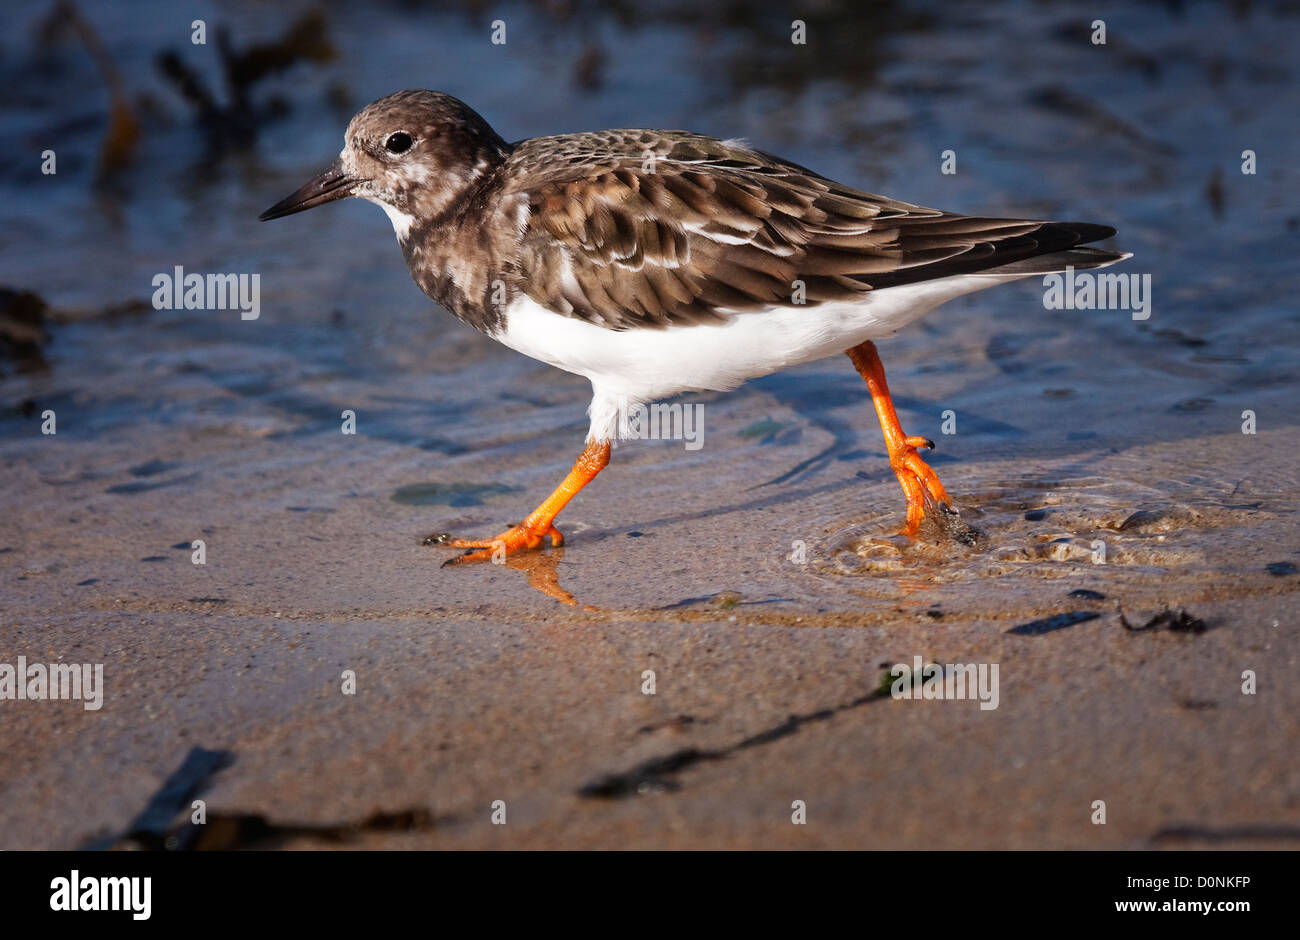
[
  {"xmin": 886, "ymin": 435, "xmax": 951, "ymax": 536},
  {"xmin": 424, "ymin": 522, "xmax": 564, "ymax": 566},
  {"xmin": 847, "ymin": 340, "xmax": 953, "ymax": 536},
  {"xmin": 423, "ymin": 439, "xmax": 610, "ymax": 566}
]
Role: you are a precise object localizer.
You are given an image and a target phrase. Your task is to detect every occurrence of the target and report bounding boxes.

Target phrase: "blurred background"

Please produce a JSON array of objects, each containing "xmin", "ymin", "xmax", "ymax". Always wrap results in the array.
[{"xmin": 2, "ymin": 0, "xmax": 1296, "ymax": 401}]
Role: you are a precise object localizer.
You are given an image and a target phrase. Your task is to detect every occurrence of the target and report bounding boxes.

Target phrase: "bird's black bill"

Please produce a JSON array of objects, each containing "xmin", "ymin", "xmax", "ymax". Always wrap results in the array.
[{"xmin": 258, "ymin": 163, "xmax": 357, "ymax": 221}]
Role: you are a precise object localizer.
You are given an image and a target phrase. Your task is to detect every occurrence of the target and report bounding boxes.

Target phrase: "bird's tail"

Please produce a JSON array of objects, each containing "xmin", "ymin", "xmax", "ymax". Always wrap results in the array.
[{"xmin": 975, "ymin": 246, "xmax": 1131, "ymax": 276}]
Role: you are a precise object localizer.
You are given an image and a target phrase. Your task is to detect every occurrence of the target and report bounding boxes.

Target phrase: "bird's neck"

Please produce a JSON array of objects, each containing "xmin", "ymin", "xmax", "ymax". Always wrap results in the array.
[{"xmin": 399, "ymin": 166, "xmax": 527, "ymax": 336}]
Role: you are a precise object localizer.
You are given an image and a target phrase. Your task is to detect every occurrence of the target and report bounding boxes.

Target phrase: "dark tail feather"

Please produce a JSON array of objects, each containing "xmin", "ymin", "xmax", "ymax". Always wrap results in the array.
[
  {"xmin": 869, "ymin": 219, "xmax": 1125, "ymax": 287},
  {"xmin": 978, "ymin": 245, "xmax": 1130, "ymax": 275}
]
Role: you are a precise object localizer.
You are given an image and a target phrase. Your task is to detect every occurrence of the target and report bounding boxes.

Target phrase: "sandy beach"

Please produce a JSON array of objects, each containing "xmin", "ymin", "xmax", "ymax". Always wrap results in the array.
[{"xmin": 2, "ymin": 0, "xmax": 1297, "ymax": 849}]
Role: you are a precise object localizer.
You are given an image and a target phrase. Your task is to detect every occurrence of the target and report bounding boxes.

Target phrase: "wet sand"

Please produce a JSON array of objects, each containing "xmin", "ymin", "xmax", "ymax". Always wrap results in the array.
[{"xmin": 2, "ymin": 0, "xmax": 1298, "ymax": 848}]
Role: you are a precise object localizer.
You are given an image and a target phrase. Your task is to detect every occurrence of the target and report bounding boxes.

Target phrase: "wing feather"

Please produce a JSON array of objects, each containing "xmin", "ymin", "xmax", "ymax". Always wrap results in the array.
[{"xmin": 503, "ymin": 130, "xmax": 1117, "ymax": 329}]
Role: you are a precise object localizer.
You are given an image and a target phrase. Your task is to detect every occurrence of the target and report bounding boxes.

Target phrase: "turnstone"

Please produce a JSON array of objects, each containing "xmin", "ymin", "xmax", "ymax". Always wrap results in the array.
[{"xmin": 260, "ymin": 90, "xmax": 1127, "ymax": 563}]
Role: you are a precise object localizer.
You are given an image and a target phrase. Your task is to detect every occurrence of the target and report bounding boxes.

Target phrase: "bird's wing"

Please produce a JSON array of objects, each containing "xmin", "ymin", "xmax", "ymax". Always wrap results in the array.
[{"xmin": 503, "ymin": 130, "xmax": 1115, "ymax": 329}]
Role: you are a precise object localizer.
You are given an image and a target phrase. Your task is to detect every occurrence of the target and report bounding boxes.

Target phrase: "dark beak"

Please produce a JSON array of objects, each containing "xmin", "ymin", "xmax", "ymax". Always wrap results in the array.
[{"xmin": 258, "ymin": 162, "xmax": 358, "ymax": 221}]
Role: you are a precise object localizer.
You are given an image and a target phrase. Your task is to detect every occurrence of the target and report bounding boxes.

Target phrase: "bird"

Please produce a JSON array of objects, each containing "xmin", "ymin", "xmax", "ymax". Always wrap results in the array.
[{"xmin": 259, "ymin": 90, "xmax": 1127, "ymax": 564}]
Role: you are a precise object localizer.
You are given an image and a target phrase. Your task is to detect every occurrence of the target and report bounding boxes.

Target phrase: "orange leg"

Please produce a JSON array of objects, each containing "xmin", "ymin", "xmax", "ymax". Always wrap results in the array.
[
  {"xmin": 425, "ymin": 439, "xmax": 611, "ymax": 565},
  {"xmin": 846, "ymin": 341, "xmax": 951, "ymax": 535}
]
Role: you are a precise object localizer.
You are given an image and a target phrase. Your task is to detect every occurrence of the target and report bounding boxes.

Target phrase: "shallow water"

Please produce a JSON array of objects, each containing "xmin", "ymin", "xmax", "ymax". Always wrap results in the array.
[{"xmin": 2, "ymin": 0, "xmax": 1298, "ymax": 600}]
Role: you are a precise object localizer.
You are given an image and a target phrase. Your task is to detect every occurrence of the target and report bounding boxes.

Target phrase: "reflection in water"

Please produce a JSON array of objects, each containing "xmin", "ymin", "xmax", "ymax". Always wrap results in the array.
[{"xmin": 437, "ymin": 544, "xmax": 597, "ymax": 610}]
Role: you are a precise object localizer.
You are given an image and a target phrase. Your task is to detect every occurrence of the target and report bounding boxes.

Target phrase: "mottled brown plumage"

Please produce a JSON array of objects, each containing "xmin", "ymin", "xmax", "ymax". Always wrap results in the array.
[
  {"xmin": 500, "ymin": 129, "xmax": 1115, "ymax": 329},
  {"xmin": 262, "ymin": 91, "xmax": 1120, "ymax": 336}
]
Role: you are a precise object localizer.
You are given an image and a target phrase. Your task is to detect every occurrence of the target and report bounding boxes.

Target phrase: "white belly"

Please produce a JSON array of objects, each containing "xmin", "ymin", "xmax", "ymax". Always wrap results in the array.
[
  {"xmin": 498, "ymin": 273, "xmax": 1024, "ymax": 388},
  {"xmin": 492, "ymin": 274, "xmax": 1033, "ymax": 440}
]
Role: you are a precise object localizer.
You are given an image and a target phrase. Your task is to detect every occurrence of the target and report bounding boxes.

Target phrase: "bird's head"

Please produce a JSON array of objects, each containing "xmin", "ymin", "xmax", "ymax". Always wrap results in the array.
[{"xmin": 258, "ymin": 90, "xmax": 509, "ymax": 239}]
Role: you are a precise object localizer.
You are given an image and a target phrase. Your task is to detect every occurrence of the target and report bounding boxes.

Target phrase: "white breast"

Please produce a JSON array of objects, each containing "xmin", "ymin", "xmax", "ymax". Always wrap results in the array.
[{"xmin": 364, "ymin": 196, "xmax": 416, "ymax": 242}]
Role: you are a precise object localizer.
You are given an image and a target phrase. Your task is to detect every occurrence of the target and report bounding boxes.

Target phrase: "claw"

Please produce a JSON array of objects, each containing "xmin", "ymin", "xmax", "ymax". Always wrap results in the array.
[
  {"xmin": 889, "ymin": 447, "xmax": 952, "ymax": 536},
  {"xmin": 846, "ymin": 340, "xmax": 954, "ymax": 536},
  {"xmin": 430, "ymin": 522, "xmax": 564, "ymax": 565},
  {"xmin": 423, "ymin": 440, "xmax": 609, "ymax": 564},
  {"xmin": 442, "ymin": 548, "xmax": 494, "ymax": 568}
]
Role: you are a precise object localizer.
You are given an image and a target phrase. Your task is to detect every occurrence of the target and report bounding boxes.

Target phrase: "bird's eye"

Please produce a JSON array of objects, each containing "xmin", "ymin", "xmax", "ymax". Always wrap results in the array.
[{"xmin": 384, "ymin": 132, "xmax": 413, "ymax": 154}]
